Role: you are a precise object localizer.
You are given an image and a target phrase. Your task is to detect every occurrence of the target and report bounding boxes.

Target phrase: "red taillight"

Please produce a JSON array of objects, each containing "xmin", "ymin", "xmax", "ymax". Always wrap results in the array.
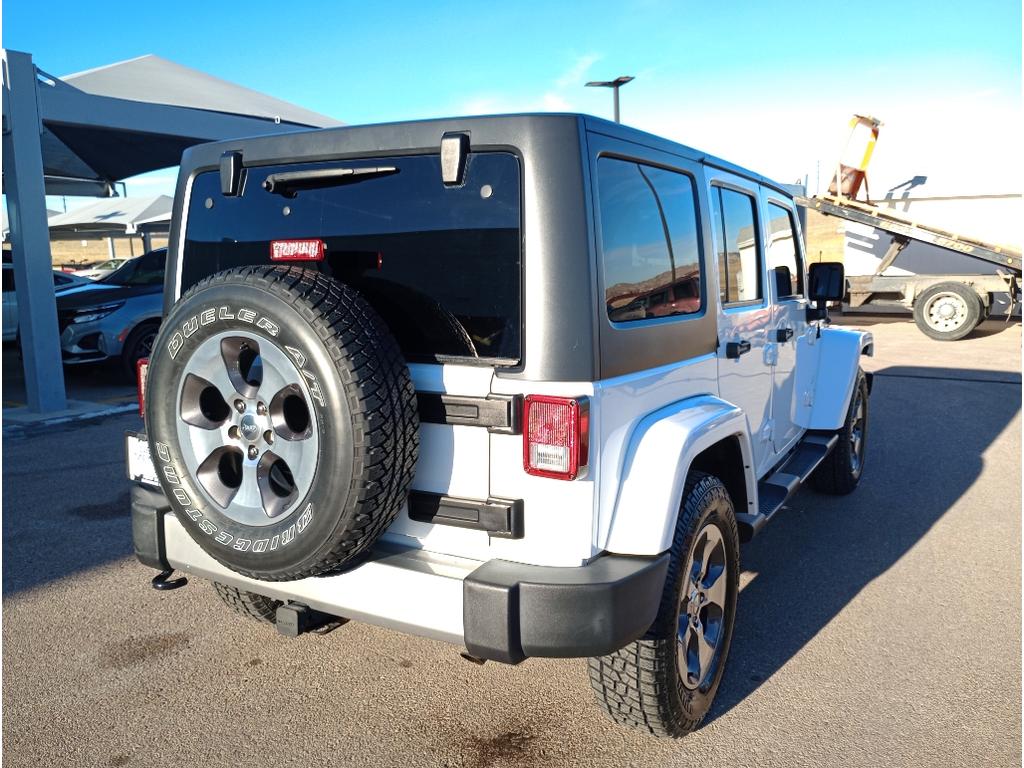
[
  {"xmin": 137, "ymin": 358, "xmax": 149, "ymax": 418},
  {"xmin": 269, "ymin": 238, "xmax": 325, "ymax": 261},
  {"xmin": 523, "ymin": 395, "xmax": 589, "ymax": 480}
]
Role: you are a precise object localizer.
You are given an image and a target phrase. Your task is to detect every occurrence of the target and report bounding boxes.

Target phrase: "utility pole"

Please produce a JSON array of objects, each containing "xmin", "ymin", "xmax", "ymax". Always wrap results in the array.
[{"xmin": 585, "ymin": 76, "xmax": 634, "ymax": 123}]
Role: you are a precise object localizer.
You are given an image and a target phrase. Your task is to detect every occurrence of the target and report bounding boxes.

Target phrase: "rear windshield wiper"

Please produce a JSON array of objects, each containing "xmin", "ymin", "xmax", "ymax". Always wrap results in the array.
[{"xmin": 261, "ymin": 166, "xmax": 399, "ymax": 197}]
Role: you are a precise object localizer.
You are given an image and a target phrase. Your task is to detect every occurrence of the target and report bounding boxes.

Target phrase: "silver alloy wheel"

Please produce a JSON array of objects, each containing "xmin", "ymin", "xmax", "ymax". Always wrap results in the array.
[
  {"xmin": 677, "ymin": 522, "xmax": 728, "ymax": 690},
  {"xmin": 175, "ymin": 330, "xmax": 319, "ymax": 527},
  {"xmin": 849, "ymin": 387, "xmax": 866, "ymax": 474},
  {"xmin": 922, "ymin": 290, "xmax": 970, "ymax": 333}
]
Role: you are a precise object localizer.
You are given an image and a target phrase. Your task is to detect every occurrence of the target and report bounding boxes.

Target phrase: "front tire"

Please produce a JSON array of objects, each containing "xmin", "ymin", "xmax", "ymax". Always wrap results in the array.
[
  {"xmin": 121, "ymin": 321, "xmax": 159, "ymax": 380},
  {"xmin": 588, "ymin": 472, "xmax": 740, "ymax": 738},
  {"xmin": 810, "ymin": 368, "xmax": 869, "ymax": 495}
]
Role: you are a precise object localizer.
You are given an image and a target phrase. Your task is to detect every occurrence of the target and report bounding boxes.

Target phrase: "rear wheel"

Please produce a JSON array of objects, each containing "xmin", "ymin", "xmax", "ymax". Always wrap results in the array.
[
  {"xmin": 913, "ymin": 282, "xmax": 982, "ymax": 341},
  {"xmin": 588, "ymin": 472, "xmax": 740, "ymax": 738},
  {"xmin": 213, "ymin": 582, "xmax": 281, "ymax": 624}
]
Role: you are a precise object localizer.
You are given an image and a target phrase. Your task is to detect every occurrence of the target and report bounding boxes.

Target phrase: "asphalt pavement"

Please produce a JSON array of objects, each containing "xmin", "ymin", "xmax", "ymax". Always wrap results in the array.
[{"xmin": 2, "ymin": 316, "xmax": 1020, "ymax": 768}]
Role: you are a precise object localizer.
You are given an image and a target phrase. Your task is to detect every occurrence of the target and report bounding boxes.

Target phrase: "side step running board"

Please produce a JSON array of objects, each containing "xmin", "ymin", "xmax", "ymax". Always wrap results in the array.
[{"xmin": 736, "ymin": 432, "xmax": 838, "ymax": 542}]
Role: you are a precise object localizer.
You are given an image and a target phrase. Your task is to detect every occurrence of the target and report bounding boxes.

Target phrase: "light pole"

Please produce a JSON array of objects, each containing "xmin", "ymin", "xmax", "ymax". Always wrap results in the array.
[{"xmin": 585, "ymin": 76, "xmax": 634, "ymax": 123}]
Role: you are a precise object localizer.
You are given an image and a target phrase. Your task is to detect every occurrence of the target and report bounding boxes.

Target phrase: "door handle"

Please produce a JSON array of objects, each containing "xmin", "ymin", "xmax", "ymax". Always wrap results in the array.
[
  {"xmin": 776, "ymin": 327, "xmax": 794, "ymax": 343},
  {"xmin": 726, "ymin": 340, "xmax": 752, "ymax": 359}
]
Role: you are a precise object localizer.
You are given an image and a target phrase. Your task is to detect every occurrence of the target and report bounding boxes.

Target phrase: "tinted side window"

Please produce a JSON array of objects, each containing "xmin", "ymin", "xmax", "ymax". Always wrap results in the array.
[
  {"xmin": 129, "ymin": 250, "xmax": 167, "ymax": 286},
  {"xmin": 2, "ymin": 268, "xmax": 14, "ymax": 293},
  {"xmin": 765, "ymin": 202, "xmax": 803, "ymax": 298},
  {"xmin": 713, "ymin": 187, "xmax": 761, "ymax": 305},
  {"xmin": 597, "ymin": 158, "xmax": 702, "ymax": 323}
]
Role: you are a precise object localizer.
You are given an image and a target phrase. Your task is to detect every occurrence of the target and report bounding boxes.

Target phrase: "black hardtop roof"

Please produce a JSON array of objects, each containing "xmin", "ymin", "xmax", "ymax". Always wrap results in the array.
[{"xmin": 180, "ymin": 112, "xmax": 793, "ymax": 198}]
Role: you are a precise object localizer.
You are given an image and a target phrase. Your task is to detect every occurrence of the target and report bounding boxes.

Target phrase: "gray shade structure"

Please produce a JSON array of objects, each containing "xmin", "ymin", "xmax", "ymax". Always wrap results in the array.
[
  {"xmin": 33, "ymin": 55, "xmax": 342, "ymax": 194},
  {"xmin": 2, "ymin": 49, "xmax": 339, "ymax": 412},
  {"xmin": 2, "ymin": 207, "xmax": 59, "ymax": 240},
  {"xmin": 46, "ymin": 195, "xmax": 173, "ymax": 239}
]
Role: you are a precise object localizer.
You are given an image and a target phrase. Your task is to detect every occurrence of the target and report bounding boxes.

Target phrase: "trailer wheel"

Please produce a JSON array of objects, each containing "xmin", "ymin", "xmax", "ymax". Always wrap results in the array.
[{"xmin": 913, "ymin": 282, "xmax": 983, "ymax": 341}]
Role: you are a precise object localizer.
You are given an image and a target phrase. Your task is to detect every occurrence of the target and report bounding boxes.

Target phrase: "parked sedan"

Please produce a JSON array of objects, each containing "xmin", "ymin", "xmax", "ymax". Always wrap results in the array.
[
  {"xmin": 1, "ymin": 264, "xmax": 94, "ymax": 342},
  {"xmin": 56, "ymin": 248, "xmax": 165, "ymax": 377},
  {"xmin": 72, "ymin": 258, "xmax": 129, "ymax": 280}
]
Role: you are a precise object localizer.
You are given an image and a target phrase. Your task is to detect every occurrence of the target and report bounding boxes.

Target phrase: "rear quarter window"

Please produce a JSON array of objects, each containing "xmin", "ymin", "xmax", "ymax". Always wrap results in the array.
[{"xmin": 596, "ymin": 157, "xmax": 703, "ymax": 324}]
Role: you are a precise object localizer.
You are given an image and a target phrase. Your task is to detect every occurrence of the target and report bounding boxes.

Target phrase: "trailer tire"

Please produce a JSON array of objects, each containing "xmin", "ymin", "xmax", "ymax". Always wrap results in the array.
[{"xmin": 913, "ymin": 282, "xmax": 983, "ymax": 341}]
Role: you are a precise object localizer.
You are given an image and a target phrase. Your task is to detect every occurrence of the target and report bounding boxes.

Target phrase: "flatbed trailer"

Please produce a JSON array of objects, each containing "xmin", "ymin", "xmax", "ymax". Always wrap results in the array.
[{"xmin": 796, "ymin": 194, "xmax": 1022, "ymax": 340}]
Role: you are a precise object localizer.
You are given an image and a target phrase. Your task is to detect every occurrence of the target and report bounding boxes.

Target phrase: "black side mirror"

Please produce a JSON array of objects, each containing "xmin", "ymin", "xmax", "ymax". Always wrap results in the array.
[{"xmin": 807, "ymin": 262, "xmax": 845, "ymax": 321}]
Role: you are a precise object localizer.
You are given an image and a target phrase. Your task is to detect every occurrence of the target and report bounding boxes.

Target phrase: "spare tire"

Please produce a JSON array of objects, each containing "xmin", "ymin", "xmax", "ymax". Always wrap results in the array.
[{"xmin": 145, "ymin": 266, "xmax": 418, "ymax": 581}]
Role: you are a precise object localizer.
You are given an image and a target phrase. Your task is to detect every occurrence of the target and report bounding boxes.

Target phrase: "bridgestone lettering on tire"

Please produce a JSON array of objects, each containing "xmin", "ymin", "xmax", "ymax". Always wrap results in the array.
[{"xmin": 145, "ymin": 266, "xmax": 419, "ymax": 581}]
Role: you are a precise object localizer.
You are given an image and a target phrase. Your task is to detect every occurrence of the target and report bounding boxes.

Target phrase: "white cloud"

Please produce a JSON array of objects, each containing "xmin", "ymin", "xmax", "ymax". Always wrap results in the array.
[
  {"xmin": 458, "ymin": 52, "xmax": 601, "ymax": 116},
  {"xmin": 555, "ymin": 53, "xmax": 601, "ymax": 90},
  {"xmin": 624, "ymin": 87, "xmax": 1022, "ymax": 198},
  {"xmin": 541, "ymin": 92, "xmax": 572, "ymax": 111}
]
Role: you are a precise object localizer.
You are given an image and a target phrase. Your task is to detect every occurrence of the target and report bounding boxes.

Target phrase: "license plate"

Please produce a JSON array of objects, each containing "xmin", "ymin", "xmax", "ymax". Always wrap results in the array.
[{"xmin": 125, "ymin": 431, "xmax": 159, "ymax": 487}]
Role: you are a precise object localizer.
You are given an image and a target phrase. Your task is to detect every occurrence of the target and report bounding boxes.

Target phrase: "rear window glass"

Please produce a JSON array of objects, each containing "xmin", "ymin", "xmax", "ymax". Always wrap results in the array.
[{"xmin": 181, "ymin": 153, "xmax": 522, "ymax": 364}]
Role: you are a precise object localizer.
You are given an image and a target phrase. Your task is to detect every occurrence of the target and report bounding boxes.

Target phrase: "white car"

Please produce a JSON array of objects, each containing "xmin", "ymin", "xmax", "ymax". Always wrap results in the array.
[
  {"xmin": 127, "ymin": 114, "xmax": 873, "ymax": 739},
  {"xmin": 72, "ymin": 258, "xmax": 129, "ymax": 281},
  {"xmin": 1, "ymin": 263, "xmax": 94, "ymax": 342}
]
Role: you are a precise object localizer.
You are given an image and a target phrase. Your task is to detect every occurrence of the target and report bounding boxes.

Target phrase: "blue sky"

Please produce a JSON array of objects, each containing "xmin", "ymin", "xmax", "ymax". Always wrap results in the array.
[{"xmin": 3, "ymin": 0, "xmax": 1021, "ymax": 202}]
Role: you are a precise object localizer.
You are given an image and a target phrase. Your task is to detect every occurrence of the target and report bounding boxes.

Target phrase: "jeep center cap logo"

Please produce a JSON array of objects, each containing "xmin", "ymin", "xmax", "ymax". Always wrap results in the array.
[{"xmin": 240, "ymin": 415, "xmax": 260, "ymax": 441}]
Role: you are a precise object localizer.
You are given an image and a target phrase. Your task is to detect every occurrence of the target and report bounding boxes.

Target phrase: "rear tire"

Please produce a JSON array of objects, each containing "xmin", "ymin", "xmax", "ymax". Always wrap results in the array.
[
  {"xmin": 913, "ymin": 282, "xmax": 982, "ymax": 341},
  {"xmin": 588, "ymin": 472, "xmax": 740, "ymax": 738},
  {"xmin": 213, "ymin": 582, "xmax": 282, "ymax": 624},
  {"xmin": 810, "ymin": 368, "xmax": 869, "ymax": 495}
]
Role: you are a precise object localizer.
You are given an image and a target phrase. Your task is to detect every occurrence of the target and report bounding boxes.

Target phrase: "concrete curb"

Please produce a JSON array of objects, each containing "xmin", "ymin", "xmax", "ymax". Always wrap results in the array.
[{"xmin": 2, "ymin": 402, "xmax": 138, "ymax": 436}]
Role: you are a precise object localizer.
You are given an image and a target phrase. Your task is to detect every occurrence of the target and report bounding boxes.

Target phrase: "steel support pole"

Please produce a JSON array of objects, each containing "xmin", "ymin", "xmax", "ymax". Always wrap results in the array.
[
  {"xmin": 613, "ymin": 87, "xmax": 620, "ymax": 123},
  {"xmin": 2, "ymin": 50, "xmax": 68, "ymax": 412}
]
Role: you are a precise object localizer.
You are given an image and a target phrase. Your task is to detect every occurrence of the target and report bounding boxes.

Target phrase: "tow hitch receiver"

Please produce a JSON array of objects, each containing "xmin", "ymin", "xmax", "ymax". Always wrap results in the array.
[{"xmin": 275, "ymin": 603, "xmax": 347, "ymax": 637}]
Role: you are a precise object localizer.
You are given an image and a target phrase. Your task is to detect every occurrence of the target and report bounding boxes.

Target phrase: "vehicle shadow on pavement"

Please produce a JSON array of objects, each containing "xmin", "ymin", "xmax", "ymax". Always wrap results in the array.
[
  {"xmin": 2, "ymin": 413, "xmax": 141, "ymax": 595},
  {"xmin": 2, "ymin": 346, "xmax": 136, "ymax": 407},
  {"xmin": 706, "ymin": 364, "xmax": 1021, "ymax": 722}
]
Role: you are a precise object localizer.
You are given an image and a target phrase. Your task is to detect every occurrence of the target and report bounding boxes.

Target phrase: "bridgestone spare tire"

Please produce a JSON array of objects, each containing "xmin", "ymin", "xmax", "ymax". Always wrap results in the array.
[{"xmin": 145, "ymin": 266, "xmax": 418, "ymax": 581}]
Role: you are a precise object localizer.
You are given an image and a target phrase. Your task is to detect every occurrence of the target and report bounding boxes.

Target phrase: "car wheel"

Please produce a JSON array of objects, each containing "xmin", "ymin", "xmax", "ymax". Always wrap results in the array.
[
  {"xmin": 912, "ymin": 282, "xmax": 983, "ymax": 341},
  {"xmin": 122, "ymin": 321, "xmax": 160, "ymax": 380},
  {"xmin": 810, "ymin": 368, "xmax": 869, "ymax": 495},
  {"xmin": 144, "ymin": 266, "xmax": 419, "ymax": 581},
  {"xmin": 588, "ymin": 471, "xmax": 740, "ymax": 738},
  {"xmin": 213, "ymin": 582, "xmax": 282, "ymax": 624}
]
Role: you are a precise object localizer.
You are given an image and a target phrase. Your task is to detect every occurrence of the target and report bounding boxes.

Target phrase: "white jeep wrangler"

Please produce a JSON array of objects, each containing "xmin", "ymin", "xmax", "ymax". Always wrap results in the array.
[{"xmin": 128, "ymin": 114, "xmax": 872, "ymax": 738}]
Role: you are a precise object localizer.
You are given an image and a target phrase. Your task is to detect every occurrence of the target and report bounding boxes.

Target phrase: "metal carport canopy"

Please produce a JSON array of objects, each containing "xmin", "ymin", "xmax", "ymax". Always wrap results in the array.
[
  {"xmin": 2, "ymin": 50, "xmax": 341, "ymax": 412},
  {"xmin": 45, "ymin": 195, "xmax": 172, "ymax": 238}
]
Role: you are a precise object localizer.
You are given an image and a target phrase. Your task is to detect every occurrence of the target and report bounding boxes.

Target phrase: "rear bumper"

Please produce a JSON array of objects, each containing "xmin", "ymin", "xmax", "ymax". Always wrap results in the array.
[{"xmin": 131, "ymin": 484, "xmax": 668, "ymax": 664}]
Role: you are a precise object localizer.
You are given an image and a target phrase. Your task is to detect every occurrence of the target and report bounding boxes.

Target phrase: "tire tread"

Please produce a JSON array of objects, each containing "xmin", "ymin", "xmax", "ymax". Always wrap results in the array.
[
  {"xmin": 588, "ymin": 472, "xmax": 740, "ymax": 738},
  {"xmin": 166, "ymin": 266, "xmax": 418, "ymax": 581}
]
